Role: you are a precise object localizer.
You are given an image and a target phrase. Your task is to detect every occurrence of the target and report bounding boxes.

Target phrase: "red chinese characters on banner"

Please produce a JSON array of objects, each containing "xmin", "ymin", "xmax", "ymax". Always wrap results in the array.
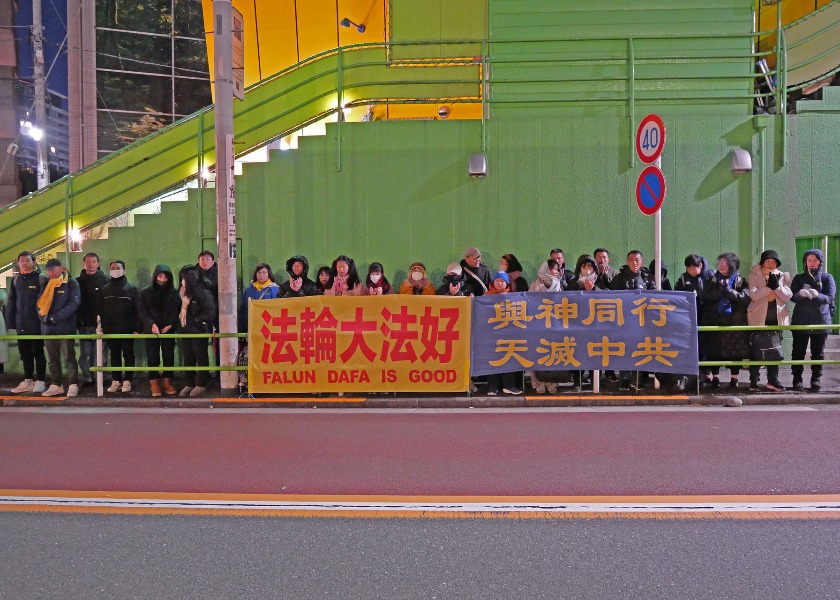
[{"xmin": 248, "ymin": 296, "xmax": 471, "ymax": 393}]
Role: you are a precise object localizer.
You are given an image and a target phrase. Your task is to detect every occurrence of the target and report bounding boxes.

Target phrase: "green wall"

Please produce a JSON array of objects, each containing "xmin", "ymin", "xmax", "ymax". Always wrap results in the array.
[{"xmin": 77, "ymin": 104, "xmax": 840, "ymax": 291}]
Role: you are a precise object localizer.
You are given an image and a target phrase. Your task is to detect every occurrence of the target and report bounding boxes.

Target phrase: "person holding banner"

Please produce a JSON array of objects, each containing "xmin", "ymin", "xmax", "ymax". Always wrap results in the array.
[
  {"xmin": 701, "ymin": 253, "xmax": 751, "ymax": 389},
  {"xmin": 399, "ymin": 262, "xmax": 436, "ymax": 296},
  {"xmin": 238, "ymin": 263, "xmax": 280, "ymax": 332},
  {"xmin": 594, "ymin": 248, "xmax": 619, "ymax": 290},
  {"xmin": 675, "ymin": 254, "xmax": 710, "ymax": 389},
  {"xmin": 315, "ymin": 266, "xmax": 334, "ymax": 294},
  {"xmin": 485, "ymin": 271, "xmax": 523, "ymax": 395},
  {"xmin": 459, "ymin": 247, "xmax": 493, "ymax": 297},
  {"xmin": 747, "ymin": 250, "xmax": 792, "ymax": 392},
  {"xmin": 326, "ymin": 255, "xmax": 364, "ymax": 296}
]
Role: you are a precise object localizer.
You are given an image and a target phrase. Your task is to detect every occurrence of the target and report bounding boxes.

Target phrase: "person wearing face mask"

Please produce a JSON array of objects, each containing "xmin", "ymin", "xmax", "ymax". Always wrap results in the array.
[
  {"xmin": 97, "ymin": 260, "xmax": 141, "ymax": 394},
  {"xmin": 569, "ymin": 255, "xmax": 598, "ymax": 291},
  {"xmin": 437, "ymin": 263, "xmax": 468, "ymax": 296},
  {"xmin": 399, "ymin": 262, "xmax": 436, "ymax": 295},
  {"xmin": 139, "ymin": 264, "xmax": 181, "ymax": 397},
  {"xmin": 790, "ymin": 249, "xmax": 835, "ymax": 392},
  {"xmin": 747, "ymin": 250, "xmax": 792, "ymax": 392},
  {"xmin": 363, "ymin": 262, "xmax": 392, "ymax": 295}
]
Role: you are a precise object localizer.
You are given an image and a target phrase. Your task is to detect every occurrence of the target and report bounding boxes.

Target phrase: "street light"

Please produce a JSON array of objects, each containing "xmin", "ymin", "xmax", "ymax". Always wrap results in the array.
[{"xmin": 20, "ymin": 120, "xmax": 44, "ymax": 141}]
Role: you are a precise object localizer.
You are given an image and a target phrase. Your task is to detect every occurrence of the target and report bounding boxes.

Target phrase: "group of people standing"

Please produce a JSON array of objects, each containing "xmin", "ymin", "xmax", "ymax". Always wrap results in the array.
[
  {"xmin": 4, "ymin": 251, "xmax": 218, "ymax": 398},
  {"xmin": 2, "ymin": 243, "xmax": 835, "ymax": 397}
]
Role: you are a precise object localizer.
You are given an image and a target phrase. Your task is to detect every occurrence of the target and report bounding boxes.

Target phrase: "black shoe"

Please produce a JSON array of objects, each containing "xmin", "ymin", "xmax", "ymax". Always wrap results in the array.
[
  {"xmin": 709, "ymin": 377, "xmax": 720, "ymax": 390},
  {"xmin": 728, "ymin": 380, "xmax": 739, "ymax": 390},
  {"xmin": 811, "ymin": 378, "xmax": 822, "ymax": 392},
  {"xmin": 792, "ymin": 380, "xmax": 804, "ymax": 392},
  {"xmin": 606, "ymin": 372, "xmax": 619, "ymax": 382},
  {"xmin": 749, "ymin": 381, "xmax": 760, "ymax": 392},
  {"xmin": 700, "ymin": 378, "xmax": 714, "ymax": 389},
  {"xmin": 673, "ymin": 376, "xmax": 689, "ymax": 392},
  {"xmin": 619, "ymin": 381, "xmax": 631, "ymax": 391}
]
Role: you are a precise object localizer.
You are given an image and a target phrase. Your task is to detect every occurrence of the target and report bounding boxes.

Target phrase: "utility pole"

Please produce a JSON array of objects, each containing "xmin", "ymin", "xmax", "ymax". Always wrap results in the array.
[
  {"xmin": 32, "ymin": 0, "xmax": 49, "ymax": 189},
  {"xmin": 213, "ymin": 0, "xmax": 238, "ymax": 391}
]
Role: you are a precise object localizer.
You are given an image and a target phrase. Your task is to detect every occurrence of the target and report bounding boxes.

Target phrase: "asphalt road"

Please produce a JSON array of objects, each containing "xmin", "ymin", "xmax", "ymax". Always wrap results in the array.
[{"xmin": 1, "ymin": 406, "xmax": 839, "ymax": 599}]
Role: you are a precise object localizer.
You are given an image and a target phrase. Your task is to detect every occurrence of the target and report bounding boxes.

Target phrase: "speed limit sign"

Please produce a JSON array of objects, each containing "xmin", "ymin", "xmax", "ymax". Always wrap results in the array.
[{"xmin": 635, "ymin": 114, "xmax": 666, "ymax": 164}]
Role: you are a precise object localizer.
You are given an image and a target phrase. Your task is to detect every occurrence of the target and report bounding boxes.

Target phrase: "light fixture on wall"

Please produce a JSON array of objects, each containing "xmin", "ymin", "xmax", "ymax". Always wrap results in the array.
[
  {"xmin": 730, "ymin": 148, "xmax": 752, "ymax": 174},
  {"xmin": 468, "ymin": 153, "xmax": 487, "ymax": 178},
  {"xmin": 339, "ymin": 17, "xmax": 366, "ymax": 34}
]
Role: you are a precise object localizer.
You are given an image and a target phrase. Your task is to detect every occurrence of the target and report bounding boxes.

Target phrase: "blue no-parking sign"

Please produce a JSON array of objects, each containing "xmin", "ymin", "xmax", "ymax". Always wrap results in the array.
[{"xmin": 636, "ymin": 165, "xmax": 666, "ymax": 216}]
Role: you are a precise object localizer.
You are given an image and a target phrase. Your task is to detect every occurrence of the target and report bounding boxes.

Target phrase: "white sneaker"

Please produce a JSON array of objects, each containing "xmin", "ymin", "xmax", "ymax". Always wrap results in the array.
[
  {"xmin": 32, "ymin": 380, "xmax": 47, "ymax": 393},
  {"xmin": 66, "ymin": 384, "xmax": 79, "ymax": 397},
  {"xmin": 121, "ymin": 381, "xmax": 132, "ymax": 393},
  {"xmin": 42, "ymin": 384, "xmax": 65, "ymax": 397},
  {"xmin": 107, "ymin": 380, "xmax": 121, "ymax": 393},
  {"xmin": 11, "ymin": 379, "xmax": 34, "ymax": 393}
]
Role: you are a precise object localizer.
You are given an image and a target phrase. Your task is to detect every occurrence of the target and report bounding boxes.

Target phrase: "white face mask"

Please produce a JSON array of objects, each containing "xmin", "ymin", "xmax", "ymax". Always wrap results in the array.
[
  {"xmin": 110, "ymin": 268, "xmax": 124, "ymax": 278},
  {"xmin": 370, "ymin": 274, "xmax": 381, "ymax": 284},
  {"xmin": 411, "ymin": 271, "xmax": 423, "ymax": 281}
]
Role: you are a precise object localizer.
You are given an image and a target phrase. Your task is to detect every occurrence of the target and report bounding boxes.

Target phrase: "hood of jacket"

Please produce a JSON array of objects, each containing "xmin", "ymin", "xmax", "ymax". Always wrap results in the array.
[
  {"xmin": 802, "ymin": 248, "xmax": 825, "ymax": 273},
  {"xmin": 574, "ymin": 255, "xmax": 597, "ymax": 277},
  {"xmin": 286, "ymin": 255, "xmax": 310, "ymax": 279},
  {"xmin": 152, "ymin": 263, "xmax": 175, "ymax": 292}
]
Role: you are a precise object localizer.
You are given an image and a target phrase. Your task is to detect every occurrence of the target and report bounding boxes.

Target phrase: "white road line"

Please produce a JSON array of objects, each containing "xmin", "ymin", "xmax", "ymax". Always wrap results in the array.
[{"xmin": 2, "ymin": 496, "xmax": 839, "ymax": 513}]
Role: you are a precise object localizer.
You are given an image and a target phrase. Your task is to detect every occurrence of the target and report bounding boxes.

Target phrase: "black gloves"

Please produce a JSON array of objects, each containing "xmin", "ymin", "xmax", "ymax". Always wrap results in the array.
[{"xmin": 767, "ymin": 273, "xmax": 779, "ymax": 290}]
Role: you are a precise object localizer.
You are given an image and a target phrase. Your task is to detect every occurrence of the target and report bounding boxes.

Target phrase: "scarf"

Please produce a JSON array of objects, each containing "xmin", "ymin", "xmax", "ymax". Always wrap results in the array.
[
  {"xmin": 253, "ymin": 279, "xmax": 272, "ymax": 292},
  {"xmin": 37, "ymin": 269, "xmax": 68, "ymax": 316},
  {"xmin": 717, "ymin": 272, "xmax": 737, "ymax": 315}
]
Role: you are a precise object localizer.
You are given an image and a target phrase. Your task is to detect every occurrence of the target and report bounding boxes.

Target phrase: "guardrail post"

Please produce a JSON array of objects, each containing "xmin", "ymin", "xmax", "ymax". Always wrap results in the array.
[{"xmin": 96, "ymin": 324, "xmax": 104, "ymax": 397}]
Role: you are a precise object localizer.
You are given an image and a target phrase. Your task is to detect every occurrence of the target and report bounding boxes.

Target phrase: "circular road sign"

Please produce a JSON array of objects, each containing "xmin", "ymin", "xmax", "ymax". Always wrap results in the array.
[
  {"xmin": 635, "ymin": 113, "xmax": 666, "ymax": 164},
  {"xmin": 636, "ymin": 165, "xmax": 666, "ymax": 216}
]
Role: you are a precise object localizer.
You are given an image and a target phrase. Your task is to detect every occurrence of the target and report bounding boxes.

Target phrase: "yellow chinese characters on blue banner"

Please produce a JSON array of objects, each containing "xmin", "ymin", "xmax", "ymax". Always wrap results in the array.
[
  {"xmin": 248, "ymin": 296, "xmax": 471, "ymax": 393},
  {"xmin": 470, "ymin": 291, "xmax": 699, "ymax": 376}
]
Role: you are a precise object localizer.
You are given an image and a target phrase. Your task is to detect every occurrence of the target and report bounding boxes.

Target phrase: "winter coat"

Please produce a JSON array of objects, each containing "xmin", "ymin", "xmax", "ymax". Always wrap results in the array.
[
  {"xmin": 610, "ymin": 266, "xmax": 656, "ymax": 291},
  {"xmin": 700, "ymin": 271, "xmax": 752, "ymax": 361},
  {"xmin": 182, "ymin": 287, "xmax": 217, "ymax": 334},
  {"xmin": 399, "ymin": 262, "xmax": 436, "ymax": 295},
  {"xmin": 459, "ymin": 259, "xmax": 493, "ymax": 297},
  {"xmin": 5, "ymin": 268, "xmax": 47, "ymax": 334},
  {"xmin": 76, "ymin": 268, "xmax": 108, "ymax": 328},
  {"xmin": 38, "ymin": 272, "xmax": 81, "ymax": 336},
  {"xmin": 674, "ymin": 271, "xmax": 709, "ymax": 314},
  {"xmin": 138, "ymin": 264, "xmax": 181, "ymax": 335},
  {"xmin": 595, "ymin": 266, "xmax": 619, "ymax": 291},
  {"xmin": 529, "ymin": 261, "xmax": 566, "ymax": 292},
  {"xmin": 196, "ymin": 262, "xmax": 219, "ymax": 301},
  {"xmin": 97, "ymin": 275, "xmax": 141, "ymax": 334},
  {"xmin": 747, "ymin": 264, "xmax": 792, "ymax": 327},
  {"xmin": 437, "ymin": 272, "xmax": 469, "ymax": 296},
  {"xmin": 278, "ymin": 256, "xmax": 321, "ymax": 297},
  {"xmin": 238, "ymin": 281, "xmax": 280, "ymax": 332},
  {"xmin": 790, "ymin": 249, "xmax": 836, "ymax": 332}
]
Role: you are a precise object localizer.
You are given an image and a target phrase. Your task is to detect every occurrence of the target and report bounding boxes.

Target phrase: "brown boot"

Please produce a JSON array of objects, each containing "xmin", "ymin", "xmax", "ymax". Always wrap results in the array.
[
  {"xmin": 161, "ymin": 378, "xmax": 177, "ymax": 395},
  {"xmin": 149, "ymin": 379, "xmax": 162, "ymax": 398}
]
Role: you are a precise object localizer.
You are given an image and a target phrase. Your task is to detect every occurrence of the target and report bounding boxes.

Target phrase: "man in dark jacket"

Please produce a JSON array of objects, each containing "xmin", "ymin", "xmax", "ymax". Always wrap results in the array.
[
  {"xmin": 6, "ymin": 251, "xmax": 48, "ymax": 394},
  {"xmin": 278, "ymin": 255, "xmax": 321, "ymax": 297},
  {"xmin": 594, "ymin": 248, "xmax": 619, "ymax": 291},
  {"xmin": 76, "ymin": 252, "xmax": 108, "ymax": 384},
  {"xmin": 139, "ymin": 264, "xmax": 181, "ymax": 397},
  {"xmin": 38, "ymin": 258, "xmax": 81, "ymax": 397},
  {"xmin": 196, "ymin": 250, "xmax": 220, "ymax": 373},
  {"xmin": 790, "ymin": 249, "xmax": 836, "ymax": 392},
  {"xmin": 611, "ymin": 250, "xmax": 656, "ymax": 291},
  {"xmin": 459, "ymin": 246, "xmax": 493, "ymax": 296},
  {"xmin": 98, "ymin": 260, "xmax": 140, "ymax": 393}
]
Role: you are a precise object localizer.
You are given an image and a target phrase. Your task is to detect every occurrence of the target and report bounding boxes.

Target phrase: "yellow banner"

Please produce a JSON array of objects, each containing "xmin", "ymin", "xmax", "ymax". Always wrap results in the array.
[{"xmin": 247, "ymin": 296, "xmax": 471, "ymax": 393}]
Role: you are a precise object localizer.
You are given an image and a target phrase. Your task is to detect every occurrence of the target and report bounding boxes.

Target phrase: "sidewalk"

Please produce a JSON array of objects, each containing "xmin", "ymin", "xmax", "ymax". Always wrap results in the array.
[{"xmin": 1, "ymin": 367, "xmax": 838, "ymax": 408}]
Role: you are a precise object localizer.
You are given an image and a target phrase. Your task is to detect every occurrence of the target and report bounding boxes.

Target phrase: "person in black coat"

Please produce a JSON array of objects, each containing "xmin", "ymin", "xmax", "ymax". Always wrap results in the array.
[
  {"xmin": 460, "ymin": 247, "xmax": 493, "ymax": 296},
  {"xmin": 790, "ymin": 249, "xmax": 836, "ymax": 391},
  {"xmin": 178, "ymin": 267, "xmax": 217, "ymax": 397},
  {"xmin": 139, "ymin": 264, "xmax": 181, "ymax": 397},
  {"xmin": 76, "ymin": 252, "xmax": 108, "ymax": 384},
  {"xmin": 278, "ymin": 255, "xmax": 321, "ymax": 297},
  {"xmin": 98, "ymin": 260, "xmax": 140, "ymax": 393},
  {"xmin": 610, "ymin": 250, "xmax": 656, "ymax": 291},
  {"xmin": 6, "ymin": 251, "xmax": 48, "ymax": 393}
]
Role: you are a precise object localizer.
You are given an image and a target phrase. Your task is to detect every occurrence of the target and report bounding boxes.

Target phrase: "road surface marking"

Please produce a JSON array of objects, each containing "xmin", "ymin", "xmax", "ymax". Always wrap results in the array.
[{"xmin": 2, "ymin": 490, "xmax": 839, "ymax": 519}]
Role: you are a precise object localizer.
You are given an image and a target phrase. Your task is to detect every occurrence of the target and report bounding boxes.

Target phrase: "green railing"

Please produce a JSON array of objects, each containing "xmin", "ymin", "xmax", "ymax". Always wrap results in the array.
[{"xmin": 3, "ymin": 22, "xmax": 839, "ymax": 275}]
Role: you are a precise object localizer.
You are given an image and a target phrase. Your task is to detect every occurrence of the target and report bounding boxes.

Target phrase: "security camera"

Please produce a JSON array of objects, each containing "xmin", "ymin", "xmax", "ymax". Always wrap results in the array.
[{"xmin": 437, "ymin": 106, "xmax": 450, "ymax": 119}]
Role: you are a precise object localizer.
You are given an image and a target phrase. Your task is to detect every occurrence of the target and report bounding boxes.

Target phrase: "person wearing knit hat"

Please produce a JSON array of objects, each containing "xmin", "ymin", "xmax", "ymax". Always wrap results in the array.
[
  {"xmin": 399, "ymin": 262, "xmax": 435, "ymax": 295},
  {"xmin": 483, "ymin": 270, "xmax": 522, "ymax": 395},
  {"xmin": 790, "ymin": 249, "xmax": 836, "ymax": 391},
  {"xmin": 747, "ymin": 249, "xmax": 792, "ymax": 391}
]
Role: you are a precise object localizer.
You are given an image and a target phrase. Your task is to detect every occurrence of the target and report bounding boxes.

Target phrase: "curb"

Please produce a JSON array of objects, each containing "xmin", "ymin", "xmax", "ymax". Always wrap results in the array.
[{"xmin": 1, "ymin": 392, "xmax": 839, "ymax": 409}]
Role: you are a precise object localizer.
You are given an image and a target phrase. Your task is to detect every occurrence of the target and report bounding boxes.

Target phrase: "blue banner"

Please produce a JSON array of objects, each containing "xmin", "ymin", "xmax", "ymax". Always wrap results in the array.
[{"xmin": 470, "ymin": 291, "xmax": 698, "ymax": 376}]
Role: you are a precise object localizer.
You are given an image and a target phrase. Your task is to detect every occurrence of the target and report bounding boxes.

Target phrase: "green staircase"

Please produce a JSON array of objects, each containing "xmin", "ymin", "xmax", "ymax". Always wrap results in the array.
[{"xmin": 0, "ymin": 43, "xmax": 481, "ymax": 273}]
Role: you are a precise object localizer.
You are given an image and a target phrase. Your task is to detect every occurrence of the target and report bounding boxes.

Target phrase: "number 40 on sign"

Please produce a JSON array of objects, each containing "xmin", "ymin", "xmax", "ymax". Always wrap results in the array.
[{"xmin": 635, "ymin": 113, "xmax": 666, "ymax": 164}]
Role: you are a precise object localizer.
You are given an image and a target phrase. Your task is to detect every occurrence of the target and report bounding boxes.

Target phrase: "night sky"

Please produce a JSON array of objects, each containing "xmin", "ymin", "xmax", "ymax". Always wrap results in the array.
[{"xmin": 15, "ymin": 0, "xmax": 69, "ymax": 98}]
